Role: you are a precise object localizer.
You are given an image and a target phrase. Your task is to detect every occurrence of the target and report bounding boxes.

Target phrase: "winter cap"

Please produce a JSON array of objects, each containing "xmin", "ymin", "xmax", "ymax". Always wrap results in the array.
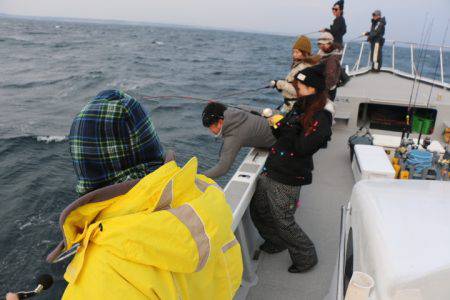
[
  {"xmin": 317, "ymin": 32, "xmax": 334, "ymax": 45},
  {"xmin": 372, "ymin": 10, "xmax": 381, "ymax": 16},
  {"xmin": 333, "ymin": 0, "xmax": 344, "ymax": 10},
  {"xmin": 295, "ymin": 64, "xmax": 326, "ymax": 92},
  {"xmin": 292, "ymin": 35, "xmax": 312, "ymax": 55}
]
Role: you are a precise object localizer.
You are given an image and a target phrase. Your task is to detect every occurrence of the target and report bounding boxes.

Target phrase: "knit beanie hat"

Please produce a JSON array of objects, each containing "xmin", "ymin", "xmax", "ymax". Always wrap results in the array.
[
  {"xmin": 317, "ymin": 32, "xmax": 334, "ymax": 45},
  {"xmin": 292, "ymin": 35, "xmax": 312, "ymax": 55},
  {"xmin": 295, "ymin": 64, "xmax": 326, "ymax": 92}
]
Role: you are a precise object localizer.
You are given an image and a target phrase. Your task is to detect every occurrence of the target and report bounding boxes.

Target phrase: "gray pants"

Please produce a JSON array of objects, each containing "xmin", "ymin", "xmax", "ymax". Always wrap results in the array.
[{"xmin": 250, "ymin": 175, "xmax": 318, "ymax": 267}]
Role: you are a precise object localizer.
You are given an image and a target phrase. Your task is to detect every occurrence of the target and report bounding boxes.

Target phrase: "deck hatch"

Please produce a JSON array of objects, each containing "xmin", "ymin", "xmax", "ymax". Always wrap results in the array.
[{"xmin": 239, "ymin": 163, "xmax": 259, "ymax": 173}]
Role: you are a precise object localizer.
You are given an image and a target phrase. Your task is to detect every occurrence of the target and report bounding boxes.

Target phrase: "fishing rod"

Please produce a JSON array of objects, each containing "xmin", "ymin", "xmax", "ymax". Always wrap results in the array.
[
  {"xmin": 411, "ymin": 19, "xmax": 434, "ymax": 110},
  {"xmin": 216, "ymin": 85, "xmax": 270, "ymax": 99},
  {"xmin": 406, "ymin": 19, "xmax": 434, "ymax": 141},
  {"xmin": 302, "ymin": 30, "xmax": 320, "ymax": 36},
  {"xmin": 9, "ymin": 274, "xmax": 53, "ymax": 299},
  {"xmin": 401, "ymin": 14, "xmax": 432, "ymax": 140},
  {"xmin": 346, "ymin": 34, "xmax": 366, "ymax": 43},
  {"xmin": 406, "ymin": 13, "xmax": 430, "ymax": 110},
  {"xmin": 417, "ymin": 19, "xmax": 449, "ymax": 146}
]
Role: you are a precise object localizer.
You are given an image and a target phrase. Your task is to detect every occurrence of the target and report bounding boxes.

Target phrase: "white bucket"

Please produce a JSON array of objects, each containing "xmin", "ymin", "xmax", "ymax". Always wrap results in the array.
[{"xmin": 345, "ymin": 271, "xmax": 375, "ymax": 300}]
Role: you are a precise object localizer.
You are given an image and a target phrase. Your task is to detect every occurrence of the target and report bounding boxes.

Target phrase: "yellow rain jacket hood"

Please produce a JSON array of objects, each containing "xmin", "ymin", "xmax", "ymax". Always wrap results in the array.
[{"xmin": 48, "ymin": 158, "xmax": 243, "ymax": 299}]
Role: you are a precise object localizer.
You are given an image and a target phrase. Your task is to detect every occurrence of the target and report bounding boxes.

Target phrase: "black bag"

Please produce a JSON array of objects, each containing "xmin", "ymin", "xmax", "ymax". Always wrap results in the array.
[{"xmin": 348, "ymin": 127, "xmax": 373, "ymax": 161}]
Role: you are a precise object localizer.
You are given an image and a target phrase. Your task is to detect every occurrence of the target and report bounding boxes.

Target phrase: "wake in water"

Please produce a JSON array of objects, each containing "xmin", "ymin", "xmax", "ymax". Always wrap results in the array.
[{"xmin": 36, "ymin": 135, "xmax": 67, "ymax": 143}]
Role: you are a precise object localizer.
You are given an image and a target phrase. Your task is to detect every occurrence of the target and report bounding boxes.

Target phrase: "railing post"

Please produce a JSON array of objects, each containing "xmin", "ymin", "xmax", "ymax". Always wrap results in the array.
[
  {"xmin": 355, "ymin": 42, "xmax": 364, "ymax": 71},
  {"xmin": 440, "ymin": 46, "xmax": 445, "ymax": 85},
  {"xmin": 410, "ymin": 44, "xmax": 415, "ymax": 75},
  {"xmin": 366, "ymin": 45, "xmax": 371, "ymax": 67},
  {"xmin": 392, "ymin": 42, "xmax": 395, "ymax": 72},
  {"xmin": 341, "ymin": 43, "xmax": 347, "ymax": 65}
]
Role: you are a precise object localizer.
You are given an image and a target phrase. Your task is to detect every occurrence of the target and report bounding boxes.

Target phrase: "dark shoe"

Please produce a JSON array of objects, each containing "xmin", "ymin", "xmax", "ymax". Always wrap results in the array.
[
  {"xmin": 259, "ymin": 242, "xmax": 286, "ymax": 254},
  {"xmin": 288, "ymin": 262, "xmax": 317, "ymax": 273},
  {"xmin": 337, "ymin": 72, "xmax": 350, "ymax": 87}
]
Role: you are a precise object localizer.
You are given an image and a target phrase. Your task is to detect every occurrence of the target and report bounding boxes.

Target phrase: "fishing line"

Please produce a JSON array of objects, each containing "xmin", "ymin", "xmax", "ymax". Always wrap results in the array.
[
  {"xmin": 141, "ymin": 85, "xmax": 269, "ymax": 103},
  {"xmin": 140, "ymin": 85, "xmax": 271, "ymax": 115}
]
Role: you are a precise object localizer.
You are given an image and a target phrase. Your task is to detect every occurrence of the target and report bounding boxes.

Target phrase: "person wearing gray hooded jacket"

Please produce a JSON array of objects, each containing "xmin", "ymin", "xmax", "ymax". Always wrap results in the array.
[{"xmin": 202, "ymin": 102, "xmax": 276, "ymax": 179}]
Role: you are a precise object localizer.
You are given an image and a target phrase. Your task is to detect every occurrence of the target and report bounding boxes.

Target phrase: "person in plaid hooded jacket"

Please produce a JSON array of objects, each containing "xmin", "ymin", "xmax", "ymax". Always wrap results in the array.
[{"xmin": 69, "ymin": 90, "xmax": 172, "ymax": 196}]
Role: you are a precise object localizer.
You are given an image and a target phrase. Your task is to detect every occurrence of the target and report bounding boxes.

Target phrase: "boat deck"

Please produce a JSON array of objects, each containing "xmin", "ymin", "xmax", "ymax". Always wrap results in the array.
[{"xmin": 247, "ymin": 124, "xmax": 355, "ymax": 299}]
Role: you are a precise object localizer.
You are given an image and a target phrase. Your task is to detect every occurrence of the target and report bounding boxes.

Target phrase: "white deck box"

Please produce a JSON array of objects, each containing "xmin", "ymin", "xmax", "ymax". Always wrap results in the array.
[{"xmin": 352, "ymin": 145, "xmax": 395, "ymax": 182}]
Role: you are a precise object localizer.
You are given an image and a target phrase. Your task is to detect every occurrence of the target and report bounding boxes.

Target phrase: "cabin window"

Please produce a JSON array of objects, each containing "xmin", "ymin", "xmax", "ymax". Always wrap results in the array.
[{"xmin": 357, "ymin": 103, "xmax": 437, "ymax": 134}]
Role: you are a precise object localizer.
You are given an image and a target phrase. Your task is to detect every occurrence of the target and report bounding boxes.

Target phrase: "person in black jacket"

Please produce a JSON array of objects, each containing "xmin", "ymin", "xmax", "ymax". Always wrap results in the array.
[
  {"xmin": 250, "ymin": 64, "xmax": 333, "ymax": 273},
  {"xmin": 364, "ymin": 10, "xmax": 386, "ymax": 71},
  {"xmin": 321, "ymin": 0, "xmax": 350, "ymax": 86},
  {"xmin": 321, "ymin": 0, "xmax": 346, "ymax": 47}
]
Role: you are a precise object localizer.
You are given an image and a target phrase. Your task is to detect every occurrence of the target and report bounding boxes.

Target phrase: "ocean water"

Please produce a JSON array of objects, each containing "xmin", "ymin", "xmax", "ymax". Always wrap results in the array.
[{"xmin": 0, "ymin": 16, "xmax": 448, "ymax": 298}]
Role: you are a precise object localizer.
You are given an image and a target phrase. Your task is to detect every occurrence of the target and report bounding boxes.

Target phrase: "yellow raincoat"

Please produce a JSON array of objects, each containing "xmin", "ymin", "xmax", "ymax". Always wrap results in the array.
[{"xmin": 59, "ymin": 157, "xmax": 243, "ymax": 299}]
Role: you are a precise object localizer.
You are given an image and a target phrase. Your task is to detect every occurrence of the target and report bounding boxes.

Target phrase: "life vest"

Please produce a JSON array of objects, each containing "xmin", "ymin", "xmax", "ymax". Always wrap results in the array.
[{"xmin": 60, "ymin": 157, "xmax": 243, "ymax": 299}]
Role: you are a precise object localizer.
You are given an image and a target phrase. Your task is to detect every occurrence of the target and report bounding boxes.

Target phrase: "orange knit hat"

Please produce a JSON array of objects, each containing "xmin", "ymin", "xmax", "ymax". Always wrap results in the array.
[{"xmin": 292, "ymin": 35, "xmax": 312, "ymax": 55}]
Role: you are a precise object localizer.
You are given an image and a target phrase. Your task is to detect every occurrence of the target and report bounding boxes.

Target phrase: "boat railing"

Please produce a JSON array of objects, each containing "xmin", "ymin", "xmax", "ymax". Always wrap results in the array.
[
  {"xmin": 223, "ymin": 147, "xmax": 268, "ymax": 299},
  {"xmin": 341, "ymin": 39, "xmax": 449, "ymax": 89}
]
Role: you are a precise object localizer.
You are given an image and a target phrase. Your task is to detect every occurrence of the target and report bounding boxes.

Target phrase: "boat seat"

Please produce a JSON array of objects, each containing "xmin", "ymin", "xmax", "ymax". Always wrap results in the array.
[{"xmin": 335, "ymin": 111, "xmax": 351, "ymax": 120}]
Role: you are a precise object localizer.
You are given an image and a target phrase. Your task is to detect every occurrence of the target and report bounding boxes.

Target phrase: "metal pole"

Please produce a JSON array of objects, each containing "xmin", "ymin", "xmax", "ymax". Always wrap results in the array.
[
  {"xmin": 410, "ymin": 44, "xmax": 415, "ymax": 75},
  {"xmin": 341, "ymin": 43, "xmax": 347, "ymax": 65},
  {"xmin": 440, "ymin": 46, "xmax": 445, "ymax": 85},
  {"xmin": 392, "ymin": 42, "xmax": 396, "ymax": 72},
  {"xmin": 366, "ymin": 44, "xmax": 371, "ymax": 67},
  {"xmin": 355, "ymin": 42, "xmax": 364, "ymax": 71}
]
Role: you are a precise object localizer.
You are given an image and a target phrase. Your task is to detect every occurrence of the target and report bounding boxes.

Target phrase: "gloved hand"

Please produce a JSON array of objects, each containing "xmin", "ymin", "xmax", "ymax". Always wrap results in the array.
[
  {"xmin": 270, "ymin": 80, "xmax": 283, "ymax": 92},
  {"xmin": 269, "ymin": 80, "xmax": 278, "ymax": 88}
]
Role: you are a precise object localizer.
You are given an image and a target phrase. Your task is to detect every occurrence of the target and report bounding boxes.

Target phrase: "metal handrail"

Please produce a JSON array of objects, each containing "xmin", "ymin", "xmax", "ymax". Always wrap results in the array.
[
  {"xmin": 348, "ymin": 37, "xmax": 450, "ymax": 49},
  {"xmin": 342, "ymin": 39, "xmax": 449, "ymax": 89}
]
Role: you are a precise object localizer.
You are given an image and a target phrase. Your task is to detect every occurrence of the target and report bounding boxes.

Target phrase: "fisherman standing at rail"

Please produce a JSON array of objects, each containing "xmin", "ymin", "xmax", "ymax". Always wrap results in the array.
[
  {"xmin": 321, "ymin": 0, "xmax": 346, "ymax": 47},
  {"xmin": 202, "ymin": 102, "xmax": 276, "ymax": 179},
  {"xmin": 320, "ymin": 0, "xmax": 350, "ymax": 87},
  {"xmin": 364, "ymin": 10, "xmax": 386, "ymax": 72}
]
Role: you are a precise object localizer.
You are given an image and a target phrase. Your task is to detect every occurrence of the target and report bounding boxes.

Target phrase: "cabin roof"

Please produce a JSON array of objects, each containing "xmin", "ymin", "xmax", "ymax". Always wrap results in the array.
[
  {"xmin": 339, "ymin": 71, "xmax": 450, "ymax": 107},
  {"xmin": 351, "ymin": 180, "xmax": 450, "ymax": 298}
]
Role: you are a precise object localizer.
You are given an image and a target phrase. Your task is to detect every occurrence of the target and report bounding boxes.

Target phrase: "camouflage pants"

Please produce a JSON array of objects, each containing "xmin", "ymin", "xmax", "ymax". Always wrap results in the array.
[{"xmin": 250, "ymin": 174, "xmax": 318, "ymax": 267}]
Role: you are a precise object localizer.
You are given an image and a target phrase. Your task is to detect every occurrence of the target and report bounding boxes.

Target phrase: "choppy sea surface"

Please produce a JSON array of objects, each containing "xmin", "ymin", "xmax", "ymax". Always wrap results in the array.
[{"xmin": 0, "ymin": 16, "xmax": 449, "ymax": 298}]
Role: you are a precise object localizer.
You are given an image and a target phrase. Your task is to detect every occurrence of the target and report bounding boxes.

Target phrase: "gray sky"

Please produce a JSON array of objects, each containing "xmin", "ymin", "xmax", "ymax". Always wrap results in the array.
[{"xmin": 1, "ymin": 0, "xmax": 449, "ymax": 44}]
